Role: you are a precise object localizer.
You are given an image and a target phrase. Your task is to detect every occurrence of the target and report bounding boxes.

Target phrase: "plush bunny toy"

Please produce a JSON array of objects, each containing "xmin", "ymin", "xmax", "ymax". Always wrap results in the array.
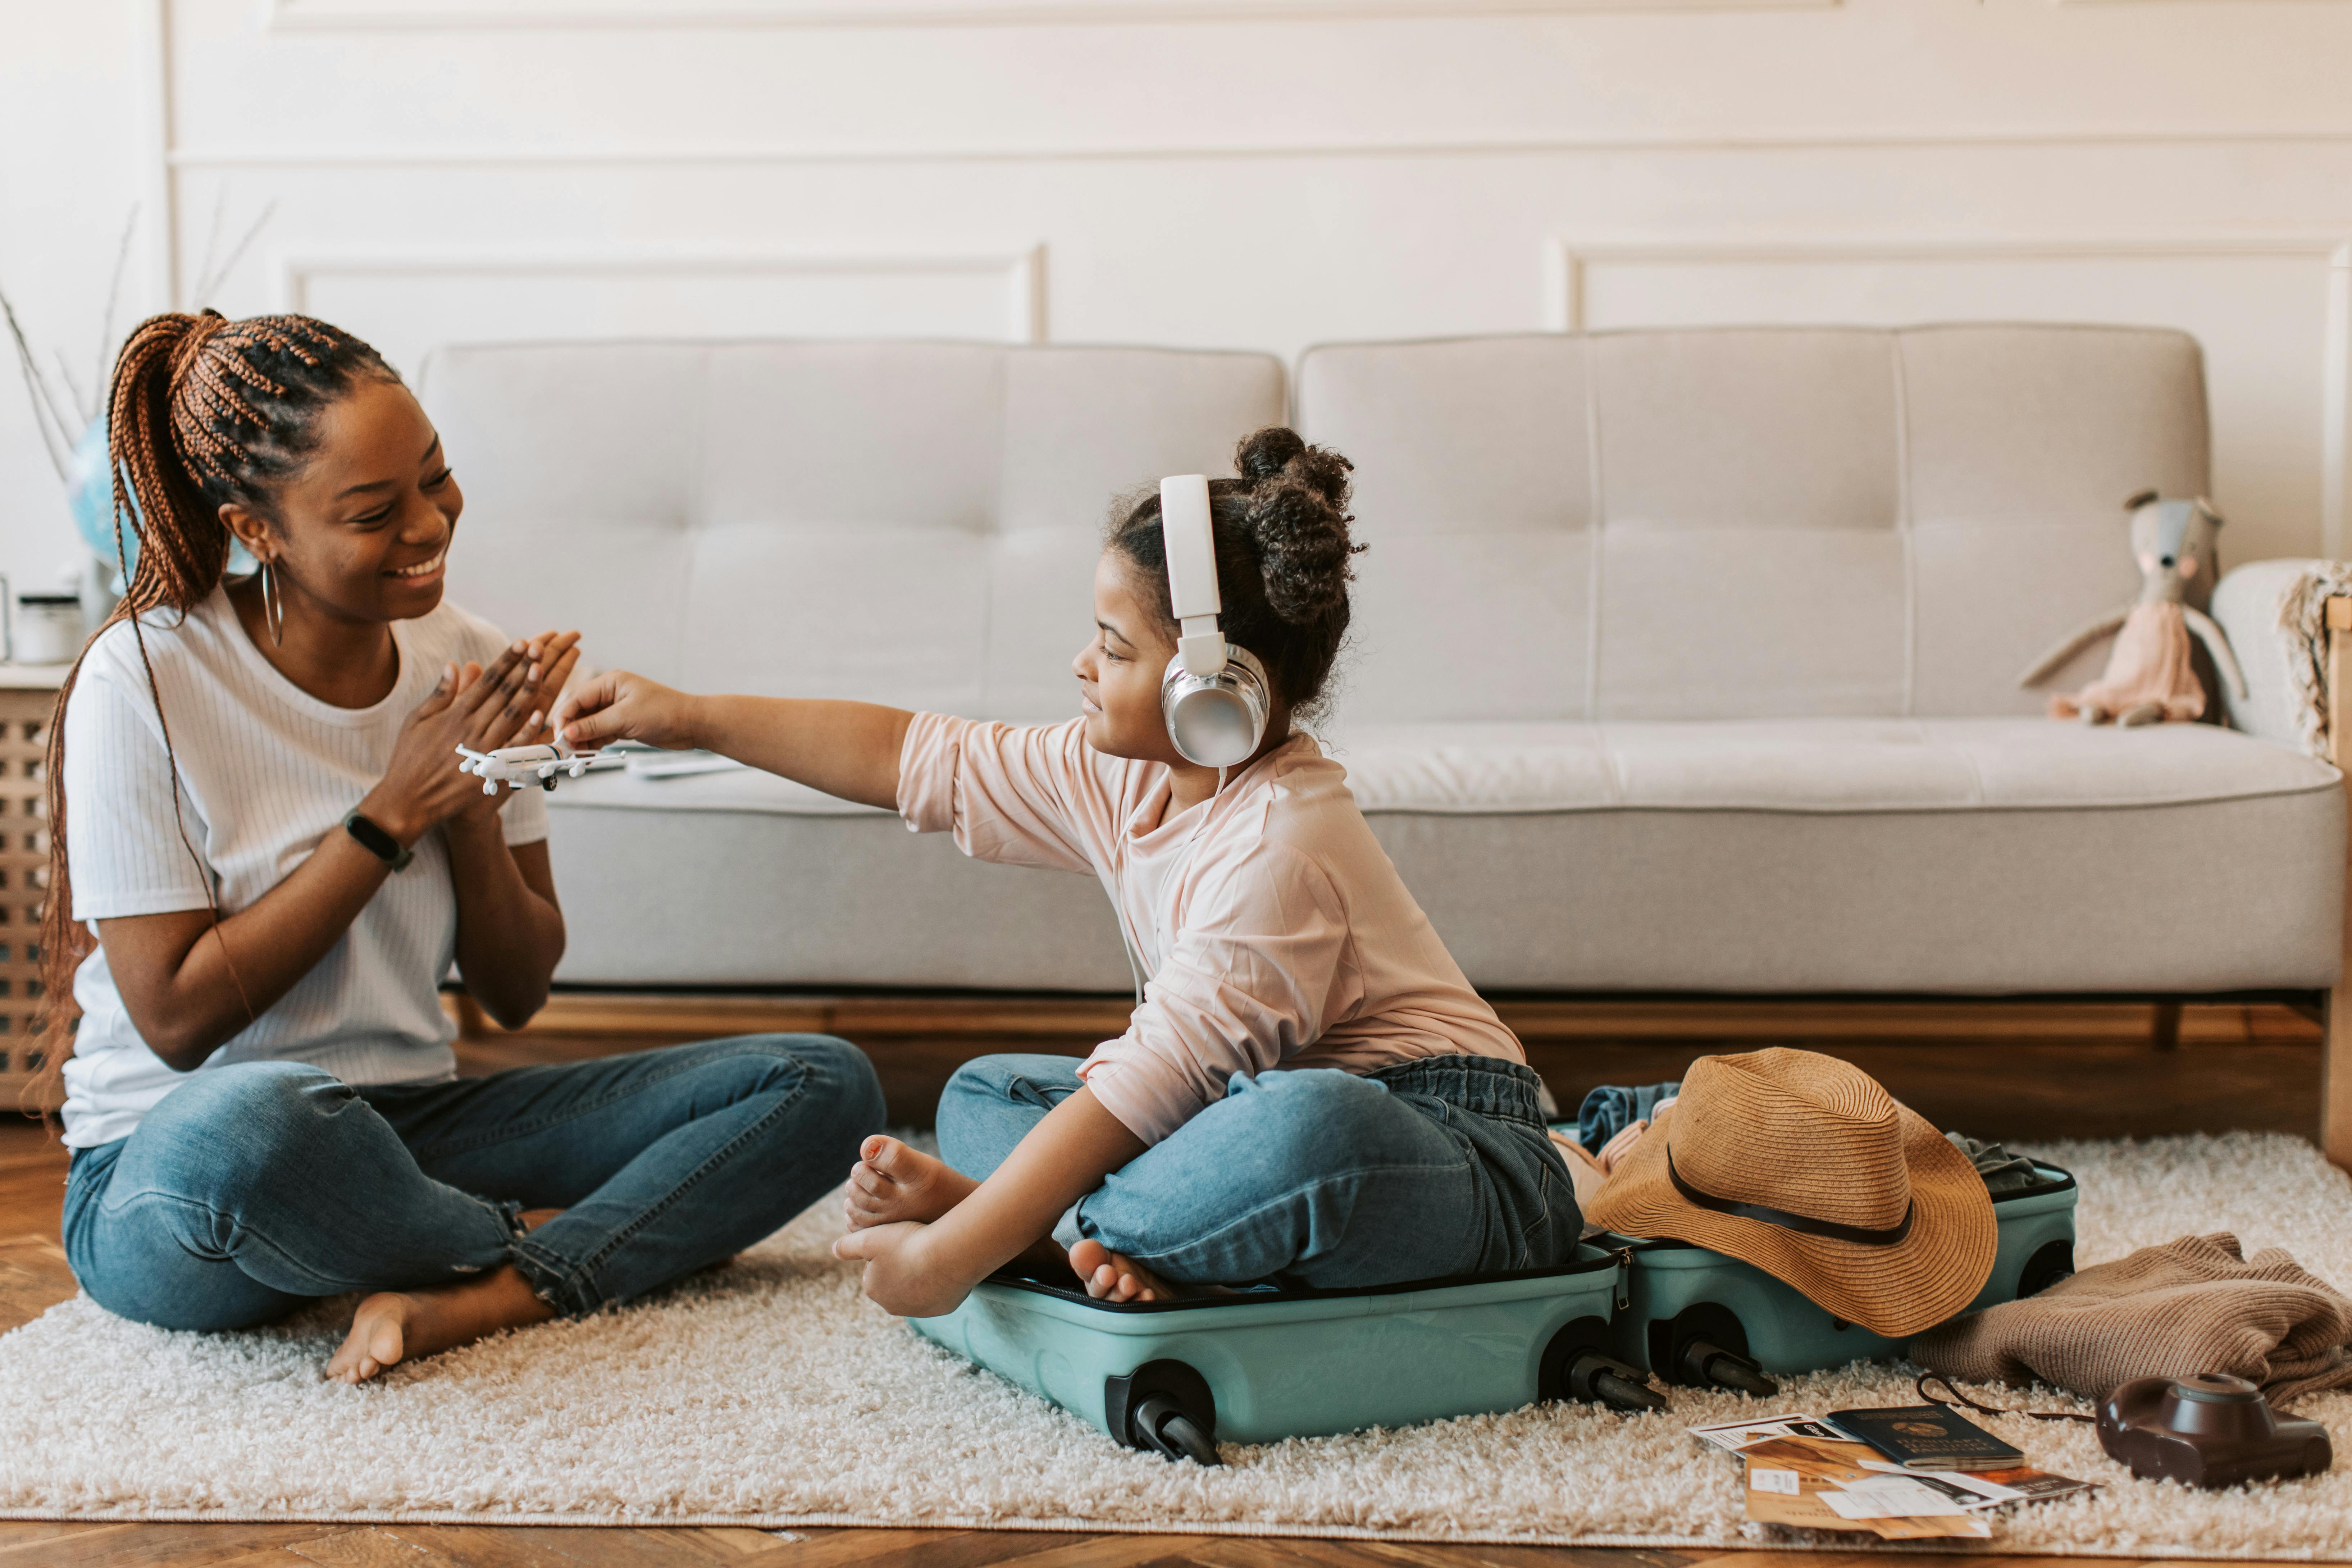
[{"xmin": 2019, "ymin": 491, "xmax": 2247, "ymax": 725}]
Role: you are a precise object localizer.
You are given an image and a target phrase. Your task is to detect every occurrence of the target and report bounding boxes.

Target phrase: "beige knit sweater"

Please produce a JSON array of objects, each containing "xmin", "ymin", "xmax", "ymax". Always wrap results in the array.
[{"xmin": 1911, "ymin": 1233, "xmax": 2352, "ymax": 1406}]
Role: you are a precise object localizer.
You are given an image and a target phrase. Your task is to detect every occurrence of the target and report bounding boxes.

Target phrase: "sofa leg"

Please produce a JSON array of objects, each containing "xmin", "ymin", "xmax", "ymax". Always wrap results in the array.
[{"xmin": 2151, "ymin": 1002, "xmax": 2182, "ymax": 1052}]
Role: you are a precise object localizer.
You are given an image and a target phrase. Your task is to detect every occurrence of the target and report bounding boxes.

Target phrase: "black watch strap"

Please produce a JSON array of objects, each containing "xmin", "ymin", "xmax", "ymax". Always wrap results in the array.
[{"xmin": 343, "ymin": 809, "xmax": 415, "ymax": 871}]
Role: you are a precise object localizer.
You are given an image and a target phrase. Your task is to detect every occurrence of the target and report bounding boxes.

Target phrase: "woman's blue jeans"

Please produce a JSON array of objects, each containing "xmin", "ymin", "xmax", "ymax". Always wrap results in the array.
[
  {"xmin": 63, "ymin": 1034, "xmax": 885, "ymax": 1331},
  {"xmin": 937, "ymin": 1053, "xmax": 1580, "ymax": 1290}
]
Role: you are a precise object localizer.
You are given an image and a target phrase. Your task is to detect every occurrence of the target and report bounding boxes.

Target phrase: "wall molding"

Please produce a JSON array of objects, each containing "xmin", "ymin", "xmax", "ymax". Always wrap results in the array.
[
  {"xmin": 276, "ymin": 245, "xmax": 1051, "ymax": 344},
  {"xmin": 266, "ymin": 0, "xmax": 1830, "ymax": 28},
  {"xmin": 138, "ymin": 0, "xmax": 178, "ymax": 309},
  {"xmin": 166, "ymin": 126, "xmax": 2352, "ymax": 172},
  {"xmin": 1545, "ymin": 234, "xmax": 2352, "ymax": 557}
]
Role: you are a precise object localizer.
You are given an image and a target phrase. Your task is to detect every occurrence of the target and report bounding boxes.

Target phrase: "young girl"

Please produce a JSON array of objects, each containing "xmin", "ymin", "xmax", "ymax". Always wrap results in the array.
[{"xmin": 561, "ymin": 428, "xmax": 1576, "ymax": 1313}]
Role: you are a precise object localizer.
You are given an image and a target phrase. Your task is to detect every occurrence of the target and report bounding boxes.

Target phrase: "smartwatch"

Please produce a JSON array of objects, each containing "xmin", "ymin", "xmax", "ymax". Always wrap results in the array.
[{"xmin": 342, "ymin": 809, "xmax": 415, "ymax": 872}]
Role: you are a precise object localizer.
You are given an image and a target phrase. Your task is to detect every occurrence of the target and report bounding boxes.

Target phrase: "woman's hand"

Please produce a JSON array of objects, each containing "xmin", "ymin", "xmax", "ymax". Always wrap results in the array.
[
  {"xmin": 557, "ymin": 669, "xmax": 702, "ymax": 752},
  {"xmin": 360, "ymin": 637, "xmax": 568, "ymax": 845},
  {"xmin": 442, "ymin": 632, "xmax": 584, "ymax": 834},
  {"xmin": 516, "ymin": 630, "xmax": 583, "ymax": 746}
]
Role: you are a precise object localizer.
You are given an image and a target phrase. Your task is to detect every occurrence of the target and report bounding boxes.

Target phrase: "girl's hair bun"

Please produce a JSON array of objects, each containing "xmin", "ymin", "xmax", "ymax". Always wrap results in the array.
[
  {"xmin": 1235, "ymin": 425, "xmax": 1351, "ymax": 507},
  {"xmin": 1237, "ymin": 426, "xmax": 1307, "ymax": 483},
  {"xmin": 1234, "ymin": 426, "xmax": 1360, "ymax": 626}
]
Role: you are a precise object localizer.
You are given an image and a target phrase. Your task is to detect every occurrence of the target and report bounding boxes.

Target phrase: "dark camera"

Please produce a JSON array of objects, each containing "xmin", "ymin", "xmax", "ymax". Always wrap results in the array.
[{"xmin": 2098, "ymin": 1374, "xmax": 2332, "ymax": 1488}]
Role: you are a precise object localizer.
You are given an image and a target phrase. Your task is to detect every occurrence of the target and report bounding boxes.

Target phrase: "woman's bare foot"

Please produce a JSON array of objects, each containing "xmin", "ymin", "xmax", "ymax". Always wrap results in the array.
[
  {"xmin": 1069, "ymin": 1238, "xmax": 1180, "ymax": 1303},
  {"xmin": 324, "ymin": 1266, "xmax": 555, "ymax": 1385},
  {"xmin": 843, "ymin": 1136, "xmax": 978, "ymax": 1231}
]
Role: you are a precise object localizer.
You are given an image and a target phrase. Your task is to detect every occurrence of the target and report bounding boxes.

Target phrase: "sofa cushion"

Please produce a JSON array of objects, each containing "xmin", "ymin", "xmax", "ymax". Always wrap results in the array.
[
  {"xmin": 541, "ymin": 723, "xmax": 2341, "ymax": 993},
  {"xmin": 1325, "ymin": 717, "xmax": 2335, "ymax": 815},
  {"xmin": 1297, "ymin": 324, "xmax": 2205, "ymax": 726}
]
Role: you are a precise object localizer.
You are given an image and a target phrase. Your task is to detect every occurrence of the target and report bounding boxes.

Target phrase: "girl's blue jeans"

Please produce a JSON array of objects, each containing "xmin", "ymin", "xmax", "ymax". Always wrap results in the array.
[
  {"xmin": 937, "ymin": 1053, "xmax": 1580, "ymax": 1290},
  {"xmin": 63, "ymin": 1034, "xmax": 885, "ymax": 1331}
]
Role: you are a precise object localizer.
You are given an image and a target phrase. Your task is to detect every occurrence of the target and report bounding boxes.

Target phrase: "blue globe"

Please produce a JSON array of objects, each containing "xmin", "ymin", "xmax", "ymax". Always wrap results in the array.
[
  {"xmin": 65, "ymin": 418, "xmax": 130, "ymax": 581},
  {"xmin": 65, "ymin": 417, "xmax": 256, "ymax": 591}
]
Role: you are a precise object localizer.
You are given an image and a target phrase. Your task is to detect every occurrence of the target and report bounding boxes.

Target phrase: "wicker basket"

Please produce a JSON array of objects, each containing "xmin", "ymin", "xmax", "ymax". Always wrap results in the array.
[{"xmin": 0, "ymin": 668, "xmax": 66, "ymax": 1113}]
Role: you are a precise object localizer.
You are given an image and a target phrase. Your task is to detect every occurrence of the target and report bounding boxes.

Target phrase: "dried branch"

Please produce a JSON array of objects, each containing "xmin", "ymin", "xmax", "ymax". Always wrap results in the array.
[
  {"xmin": 53, "ymin": 348, "xmax": 91, "ymax": 431},
  {"xmin": 94, "ymin": 205, "xmax": 138, "ymax": 410},
  {"xmin": 1, "ymin": 284, "xmax": 73, "ymax": 483}
]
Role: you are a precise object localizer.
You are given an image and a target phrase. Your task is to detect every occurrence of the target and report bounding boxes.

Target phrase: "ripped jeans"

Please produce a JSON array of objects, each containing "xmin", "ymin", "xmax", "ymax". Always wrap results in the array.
[
  {"xmin": 62, "ymin": 1035, "xmax": 884, "ymax": 1331},
  {"xmin": 937, "ymin": 1053, "xmax": 1580, "ymax": 1291}
]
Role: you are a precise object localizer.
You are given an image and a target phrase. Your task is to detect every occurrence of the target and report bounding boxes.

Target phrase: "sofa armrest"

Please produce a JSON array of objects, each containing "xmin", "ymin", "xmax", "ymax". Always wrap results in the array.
[{"xmin": 2211, "ymin": 558, "xmax": 2337, "ymax": 749}]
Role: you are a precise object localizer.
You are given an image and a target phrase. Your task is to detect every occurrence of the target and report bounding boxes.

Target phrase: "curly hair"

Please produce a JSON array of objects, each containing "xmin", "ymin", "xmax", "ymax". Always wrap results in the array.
[
  {"xmin": 24, "ymin": 310, "xmax": 396, "ymax": 1119},
  {"xmin": 1106, "ymin": 427, "xmax": 1364, "ymax": 718}
]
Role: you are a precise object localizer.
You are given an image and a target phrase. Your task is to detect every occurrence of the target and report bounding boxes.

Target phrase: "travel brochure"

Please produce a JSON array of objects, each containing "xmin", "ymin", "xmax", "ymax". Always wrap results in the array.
[{"xmin": 1689, "ymin": 1412, "xmax": 2098, "ymax": 1541}]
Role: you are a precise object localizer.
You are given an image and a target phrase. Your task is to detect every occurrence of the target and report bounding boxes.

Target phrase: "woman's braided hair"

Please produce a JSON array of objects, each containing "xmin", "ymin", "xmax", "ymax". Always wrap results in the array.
[
  {"xmin": 1107, "ymin": 427, "xmax": 1364, "ymax": 720},
  {"xmin": 24, "ymin": 310, "xmax": 395, "ymax": 1117}
]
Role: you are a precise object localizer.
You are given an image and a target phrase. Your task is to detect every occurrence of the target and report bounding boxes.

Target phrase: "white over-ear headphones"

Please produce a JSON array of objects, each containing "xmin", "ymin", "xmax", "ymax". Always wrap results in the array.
[{"xmin": 1158, "ymin": 473, "xmax": 1271, "ymax": 769}]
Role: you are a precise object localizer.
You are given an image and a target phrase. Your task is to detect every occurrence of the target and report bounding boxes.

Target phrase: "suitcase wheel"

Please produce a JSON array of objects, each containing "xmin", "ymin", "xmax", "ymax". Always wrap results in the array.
[
  {"xmin": 1653, "ymin": 1304, "xmax": 1780, "ymax": 1398},
  {"xmin": 2018, "ymin": 1239, "xmax": 2075, "ymax": 1299},
  {"xmin": 1541, "ymin": 1315, "xmax": 1667, "ymax": 1412},
  {"xmin": 1104, "ymin": 1360, "xmax": 1221, "ymax": 1466}
]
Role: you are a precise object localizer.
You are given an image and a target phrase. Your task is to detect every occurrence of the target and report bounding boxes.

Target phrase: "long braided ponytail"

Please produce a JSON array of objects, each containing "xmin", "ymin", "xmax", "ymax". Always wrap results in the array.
[{"xmin": 24, "ymin": 310, "xmax": 395, "ymax": 1118}]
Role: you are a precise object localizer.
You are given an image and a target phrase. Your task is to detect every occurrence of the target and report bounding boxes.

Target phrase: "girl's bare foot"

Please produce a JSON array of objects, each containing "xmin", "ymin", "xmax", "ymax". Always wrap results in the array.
[
  {"xmin": 843, "ymin": 1136, "xmax": 978, "ymax": 1231},
  {"xmin": 324, "ymin": 1266, "xmax": 555, "ymax": 1384},
  {"xmin": 1069, "ymin": 1238, "xmax": 1180, "ymax": 1303}
]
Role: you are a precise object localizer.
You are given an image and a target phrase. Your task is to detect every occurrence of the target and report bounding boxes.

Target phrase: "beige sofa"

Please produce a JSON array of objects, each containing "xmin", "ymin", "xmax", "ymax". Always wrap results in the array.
[{"xmin": 419, "ymin": 326, "xmax": 2348, "ymax": 1148}]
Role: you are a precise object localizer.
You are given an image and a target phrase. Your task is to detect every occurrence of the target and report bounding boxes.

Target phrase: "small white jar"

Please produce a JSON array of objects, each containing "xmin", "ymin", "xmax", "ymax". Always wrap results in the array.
[{"xmin": 12, "ymin": 593, "xmax": 85, "ymax": 665}]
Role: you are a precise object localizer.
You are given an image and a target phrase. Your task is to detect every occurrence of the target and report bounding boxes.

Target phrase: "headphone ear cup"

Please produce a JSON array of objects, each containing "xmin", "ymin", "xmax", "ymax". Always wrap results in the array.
[{"xmin": 1162, "ymin": 646, "xmax": 1271, "ymax": 768}]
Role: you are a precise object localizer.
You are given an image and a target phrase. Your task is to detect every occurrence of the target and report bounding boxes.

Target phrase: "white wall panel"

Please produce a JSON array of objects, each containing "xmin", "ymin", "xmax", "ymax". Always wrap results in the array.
[
  {"xmin": 7, "ymin": 0, "xmax": 2352, "ymax": 606},
  {"xmin": 279, "ymin": 249, "xmax": 1045, "ymax": 378}
]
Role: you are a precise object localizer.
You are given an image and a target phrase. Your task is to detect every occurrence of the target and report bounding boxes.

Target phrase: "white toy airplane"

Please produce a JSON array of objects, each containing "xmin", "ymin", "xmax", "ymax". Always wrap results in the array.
[{"xmin": 455, "ymin": 742, "xmax": 620, "ymax": 794}]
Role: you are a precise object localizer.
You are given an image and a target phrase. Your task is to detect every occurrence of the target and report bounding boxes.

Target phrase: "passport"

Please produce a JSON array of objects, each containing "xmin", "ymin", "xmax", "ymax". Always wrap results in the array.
[{"xmin": 1824, "ymin": 1405, "xmax": 2025, "ymax": 1472}]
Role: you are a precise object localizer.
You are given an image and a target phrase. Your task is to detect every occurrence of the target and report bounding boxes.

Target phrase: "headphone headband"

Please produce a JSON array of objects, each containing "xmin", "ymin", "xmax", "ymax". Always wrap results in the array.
[{"xmin": 1159, "ymin": 475, "xmax": 1226, "ymax": 678}]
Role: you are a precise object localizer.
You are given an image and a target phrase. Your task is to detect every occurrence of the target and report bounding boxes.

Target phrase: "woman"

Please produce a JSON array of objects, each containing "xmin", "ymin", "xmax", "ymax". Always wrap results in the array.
[
  {"xmin": 36, "ymin": 310, "xmax": 884, "ymax": 1381},
  {"xmin": 561, "ymin": 428, "xmax": 1575, "ymax": 1315}
]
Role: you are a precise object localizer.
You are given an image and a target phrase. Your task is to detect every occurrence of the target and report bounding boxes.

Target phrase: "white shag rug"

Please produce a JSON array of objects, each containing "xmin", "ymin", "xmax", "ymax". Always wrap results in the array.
[{"xmin": 4, "ymin": 1132, "xmax": 2352, "ymax": 1559}]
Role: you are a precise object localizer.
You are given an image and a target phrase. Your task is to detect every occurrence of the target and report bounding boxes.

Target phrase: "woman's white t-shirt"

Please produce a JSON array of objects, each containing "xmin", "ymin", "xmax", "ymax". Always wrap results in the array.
[{"xmin": 58, "ymin": 588, "xmax": 549, "ymax": 1149}]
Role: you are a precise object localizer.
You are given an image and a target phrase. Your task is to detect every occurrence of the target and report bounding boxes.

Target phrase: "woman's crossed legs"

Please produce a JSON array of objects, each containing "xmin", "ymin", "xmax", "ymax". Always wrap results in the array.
[
  {"xmin": 65, "ymin": 1034, "xmax": 885, "ymax": 1378},
  {"xmin": 845, "ymin": 1052, "xmax": 1576, "ymax": 1300}
]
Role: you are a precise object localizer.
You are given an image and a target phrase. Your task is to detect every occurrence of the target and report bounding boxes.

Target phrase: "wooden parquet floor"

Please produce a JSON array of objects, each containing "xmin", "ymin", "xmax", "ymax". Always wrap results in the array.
[{"xmin": 0, "ymin": 1017, "xmax": 2325, "ymax": 1566}]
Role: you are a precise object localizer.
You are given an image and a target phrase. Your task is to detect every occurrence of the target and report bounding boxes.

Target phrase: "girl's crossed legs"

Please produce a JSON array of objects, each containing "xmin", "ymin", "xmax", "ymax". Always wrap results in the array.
[{"xmin": 850, "ymin": 1052, "xmax": 1578, "ymax": 1297}]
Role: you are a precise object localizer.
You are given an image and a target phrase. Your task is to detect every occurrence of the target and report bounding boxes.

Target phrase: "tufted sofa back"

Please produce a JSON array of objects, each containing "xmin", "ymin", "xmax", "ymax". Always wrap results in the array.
[
  {"xmin": 419, "ymin": 339, "xmax": 1287, "ymax": 721},
  {"xmin": 424, "ymin": 326, "xmax": 2210, "ymax": 728},
  {"xmin": 1295, "ymin": 325, "xmax": 2210, "ymax": 723}
]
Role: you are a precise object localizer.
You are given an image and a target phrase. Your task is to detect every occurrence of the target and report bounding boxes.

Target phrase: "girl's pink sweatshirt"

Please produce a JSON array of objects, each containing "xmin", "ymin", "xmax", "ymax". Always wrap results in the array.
[{"xmin": 897, "ymin": 712, "xmax": 1524, "ymax": 1146}]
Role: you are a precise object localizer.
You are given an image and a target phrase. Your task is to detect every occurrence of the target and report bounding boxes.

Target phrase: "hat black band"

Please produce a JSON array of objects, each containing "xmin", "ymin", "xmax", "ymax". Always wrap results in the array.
[{"xmin": 1666, "ymin": 1148, "xmax": 1915, "ymax": 1247}]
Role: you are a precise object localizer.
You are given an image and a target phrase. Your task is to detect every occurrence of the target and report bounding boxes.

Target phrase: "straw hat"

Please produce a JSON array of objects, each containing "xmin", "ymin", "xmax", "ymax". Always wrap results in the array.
[{"xmin": 1586, "ymin": 1048, "xmax": 1996, "ymax": 1338}]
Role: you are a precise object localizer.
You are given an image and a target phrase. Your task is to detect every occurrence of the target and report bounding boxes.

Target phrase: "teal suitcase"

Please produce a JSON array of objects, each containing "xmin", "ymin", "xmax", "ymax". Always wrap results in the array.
[
  {"xmin": 907, "ymin": 1243, "xmax": 1660, "ymax": 1464},
  {"xmin": 1600, "ymin": 1159, "xmax": 2079, "ymax": 1396}
]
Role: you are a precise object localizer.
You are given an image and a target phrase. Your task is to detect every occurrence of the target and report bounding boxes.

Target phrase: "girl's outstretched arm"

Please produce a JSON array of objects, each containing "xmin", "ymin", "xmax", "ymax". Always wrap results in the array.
[
  {"xmin": 832, "ymin": 1087, "xmax": 1147, "ymax": 1318},
  {"xmin": 558, "ymin": 670, "xmax": 912, "ymax": 810}
]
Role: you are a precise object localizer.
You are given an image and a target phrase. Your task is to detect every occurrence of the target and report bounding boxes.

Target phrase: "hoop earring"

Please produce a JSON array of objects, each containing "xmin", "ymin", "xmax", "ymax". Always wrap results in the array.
[{"xmin": 260, "ymin": 559, "xmax": 285, "ymax": 647}]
